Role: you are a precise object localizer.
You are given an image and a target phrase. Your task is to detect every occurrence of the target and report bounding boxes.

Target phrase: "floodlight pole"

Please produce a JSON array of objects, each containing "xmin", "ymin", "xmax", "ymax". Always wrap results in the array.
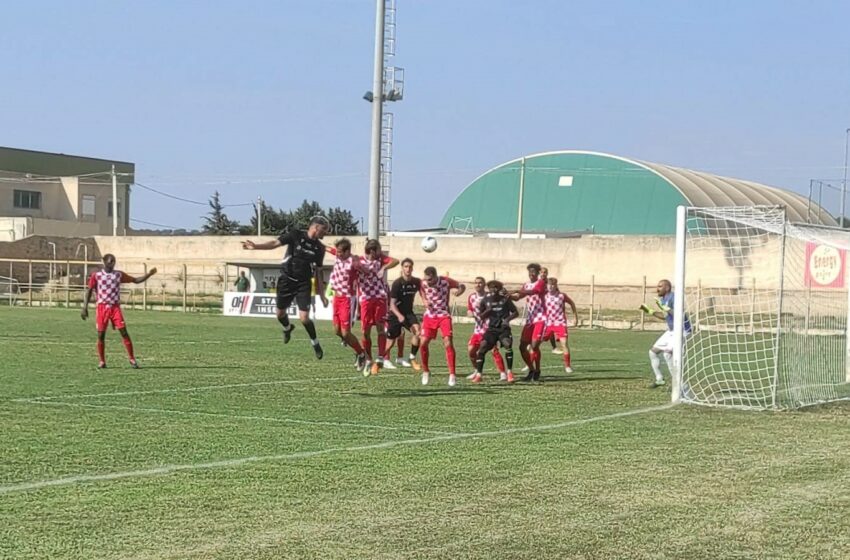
[
  {"xmin": 257, "ymin": 196, "xmax": 263, "ymax": 236},
  {"xmin": 367, "ymin": 0, "xmax": 386, "ymax": 241}
]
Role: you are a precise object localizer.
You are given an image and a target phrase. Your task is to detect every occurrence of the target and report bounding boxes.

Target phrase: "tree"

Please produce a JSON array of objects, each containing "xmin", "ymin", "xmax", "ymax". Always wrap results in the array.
[
  {"xmin": 326, "ymin": 206, "xmax": 360, "ymax": 235},
  {"xmin": 201, "ymin": 191, "xmax": 239, "ymax": 235}
]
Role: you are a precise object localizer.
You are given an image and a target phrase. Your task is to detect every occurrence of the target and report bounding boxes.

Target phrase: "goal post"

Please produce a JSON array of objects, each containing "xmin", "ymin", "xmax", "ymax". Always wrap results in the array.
[{"xmin": 674, "ymin": 205, "xmax": 850, "ymax": 409}]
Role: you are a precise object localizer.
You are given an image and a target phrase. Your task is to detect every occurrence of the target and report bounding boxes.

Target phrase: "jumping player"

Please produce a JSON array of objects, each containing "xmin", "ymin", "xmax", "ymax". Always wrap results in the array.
[
  {"xmin": 386, "ymin": 258, "xmax": 422, "ymax": 371},
  {"xmin": 242, "ymin": 216, "xmax": 329, "ymax": 359},
  {"xmin": 470, "ymin": 280, "xmax": 517, "ymax": 383},
  {"xmin": 512, "ymin": 263, "xmax": 547, "ymax": 382},
  {"xmin": 81, "ymin": 254, "xmax": 157, "ymax": 369},
  {"xmin": 419, "ymin": 266, "xmax": 465, "ymax": 386},
  {"xmin": 467, "ymin": 276, "xmax": 507, "ymax": 381},
  {"xmin": 358, "ymin": 239, "xmax": 398, "ymax": 375},
  {"xmin": 326, "ymin": 238, "xmax": 367, "ymax": 369},
  {"xmin": 544, "ymin": 277, "xmax": 578, "ymax": 373}
]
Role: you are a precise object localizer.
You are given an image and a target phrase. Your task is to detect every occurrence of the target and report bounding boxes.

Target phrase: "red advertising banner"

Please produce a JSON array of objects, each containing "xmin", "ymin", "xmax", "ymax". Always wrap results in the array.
[{"xmin": 805, "ymin": 243, "xmax": 846, "ymax": 288}]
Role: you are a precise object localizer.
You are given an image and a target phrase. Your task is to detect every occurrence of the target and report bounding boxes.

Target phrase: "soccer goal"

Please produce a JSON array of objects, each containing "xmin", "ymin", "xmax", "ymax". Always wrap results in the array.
[{"xmin": 672, "ymin": 205, "xmax": 850, "ymax": 409}]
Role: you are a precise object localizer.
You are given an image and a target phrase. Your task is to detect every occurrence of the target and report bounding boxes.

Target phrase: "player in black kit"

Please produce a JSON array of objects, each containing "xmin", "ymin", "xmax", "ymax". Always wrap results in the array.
[
  {"xmin": 473, "ymin": 280, "xmax": 518, "ymax": 383},
  {"xmin": 242, "ymin": 216, "xmax": 329, "ymax": 359},
  {"xmin": 386, "ymin": 258, "xmax": 423, "ymax": 371}
]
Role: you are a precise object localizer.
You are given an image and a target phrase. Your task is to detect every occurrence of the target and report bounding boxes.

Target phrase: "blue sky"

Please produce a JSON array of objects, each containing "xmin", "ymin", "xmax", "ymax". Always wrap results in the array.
[{"xmin": 2, "ymin": 1, "xmax": 849, "ymax": 230}]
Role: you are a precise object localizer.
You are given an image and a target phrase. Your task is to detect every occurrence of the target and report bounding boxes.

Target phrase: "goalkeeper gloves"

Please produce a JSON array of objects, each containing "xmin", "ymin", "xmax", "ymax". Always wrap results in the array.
[
  {"xmin": 639, "ymin": 303, "xmax": 652, "ymax": 314},
  {"xmin": 655, "ymin": 298, "xmax": 671, "ymax": 313}
]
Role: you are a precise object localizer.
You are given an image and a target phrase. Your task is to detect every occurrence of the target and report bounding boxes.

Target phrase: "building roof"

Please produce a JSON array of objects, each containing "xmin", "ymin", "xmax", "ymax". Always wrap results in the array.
[
  {"xmin": 0, "ymin": 146, "xmax": 134, "ymax": 182},
  {"xmin": 439, "ymin": 151, "xmax": 835, "ymax": 235}
]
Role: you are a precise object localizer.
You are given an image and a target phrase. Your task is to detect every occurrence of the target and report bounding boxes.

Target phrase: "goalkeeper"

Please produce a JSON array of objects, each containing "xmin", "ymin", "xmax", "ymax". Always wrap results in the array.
[{"xmin": 639, "ymin": 279, "xmax": 691, "ymax": 388}]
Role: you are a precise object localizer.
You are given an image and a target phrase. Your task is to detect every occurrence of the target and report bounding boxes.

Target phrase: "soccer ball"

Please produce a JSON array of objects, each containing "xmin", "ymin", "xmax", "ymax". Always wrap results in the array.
[{"xmin": 421, "ymin": 236, "xmax": 438, "ymax": 253}]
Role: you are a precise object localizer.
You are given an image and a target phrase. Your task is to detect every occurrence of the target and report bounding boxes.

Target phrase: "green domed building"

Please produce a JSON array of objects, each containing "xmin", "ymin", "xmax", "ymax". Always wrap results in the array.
[{"xmin": 439, "ymin": 151, "xmax": 835, "ymax": 235}]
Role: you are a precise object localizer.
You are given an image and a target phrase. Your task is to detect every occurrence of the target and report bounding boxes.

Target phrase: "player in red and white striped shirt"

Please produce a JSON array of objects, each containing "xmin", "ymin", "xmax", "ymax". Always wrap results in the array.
[
  {"xmin": 357, "ymin": 239, "xmax": 398, "ymax": 375},
  {"xmin": 419, "ymin": 266, "xmax": 465, "ymax": 386},
  {"xmin": 512, "ymin": 263, "xmax": 547, "ymax": 381},
  {"xmin": 81, "ymin": 254, "xmax": 157, "ymax": 369},
  {"xmin": 544, "ymin": 277, "xmax": 578, "ymax": 373},
  {"xmin": 326, "ymin": 238, "xmax": 367, "ymax": 370},
  {"xmin": 466, "ymin": 276, "xmax": 506, "ymax": 381}
]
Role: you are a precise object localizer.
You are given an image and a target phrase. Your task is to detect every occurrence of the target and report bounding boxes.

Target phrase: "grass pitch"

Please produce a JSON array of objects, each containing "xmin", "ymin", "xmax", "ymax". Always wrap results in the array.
[{"xmin": 0, "ymin": 307, "xmax": 847, "ymax": 559}]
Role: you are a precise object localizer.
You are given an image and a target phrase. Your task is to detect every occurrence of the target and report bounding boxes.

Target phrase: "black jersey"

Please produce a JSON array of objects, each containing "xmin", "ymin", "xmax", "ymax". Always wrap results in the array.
[
  {"xmin": 479, "ymin": 295, "xmax": 517, "ymax": 330},
  {"xmin": 278, "ymin": 230, "xmax": 325, "ymax": 283},
  {"xmin": 390, "ymin": 276, "xmax": 422, "ymax": 315}
]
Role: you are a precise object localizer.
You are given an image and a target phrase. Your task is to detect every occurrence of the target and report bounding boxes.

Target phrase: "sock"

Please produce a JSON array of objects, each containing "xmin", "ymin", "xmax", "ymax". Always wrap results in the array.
[
  {"xmin": 362, "ymin": 337, "xmax": 372, "ymax": 360},
  {"xmin": 649, "ymin": 350, "xmax": 664, "ymax": 382},
  {"xmin": 377, "ymin": 333, "xmax": 387, "ymax": 362},
  {"xmin": 446, "ymin": 345, "xmax": 456, "ymax": 375},
  {"xmin": 410, "ymin": 344, "xmax": 419, "ymax": 359},
  {"xmin": 505, "ymin": 349, "xmax": 514, "ymax": 371},
  {"xmin": 277, "ymin": 314, "xmax": 291, "ymax": 329},
  {"xmin": 531, "ymin": 348, "xmax": 541, "ymax": 371},
  {"xmin": 96, "ymin": 338, "xmax": 105, "ymax": 363},
  {"xmin": 564, "ymin": 351, "xmax": 571, "ymax": 368},
  {"xmin": 420, "ymin": 343, "xmax": 430, "ymax": 371},
  {"xmin": 122, "ymin": 337, "xmax": 135, "ymax": 361},
  {"xmin": 303, "ymin": 320, "xmax": 318, "ymax": 342},
  {"xmin": 492, "ymin": 348, "xmax": 506, "ymax": 373},
  {"xmin": 550, "ymin": 337, "xmax": 557, "ymax": 349},
  {"xmin": 474, "ymin": 353, "xmax": 486, "ymax": 374}
]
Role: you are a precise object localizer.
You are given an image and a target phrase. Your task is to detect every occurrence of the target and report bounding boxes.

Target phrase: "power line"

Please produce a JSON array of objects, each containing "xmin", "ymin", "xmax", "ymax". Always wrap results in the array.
[
  {"xmin": 130, "ymin": 218, "xmax": 183, "ymax": 230},
  {"xmin": 133, "ymin": 182, "xmax": 253, "ymax": 208}
]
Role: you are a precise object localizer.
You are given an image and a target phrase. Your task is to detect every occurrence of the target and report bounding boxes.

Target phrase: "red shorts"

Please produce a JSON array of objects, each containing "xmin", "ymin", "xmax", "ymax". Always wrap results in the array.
[
  {"xmin": 521, "ymin": 321, "xmax": 546, "ymax": 343},
  {"xmin": 468, "ymin": 333, "xmax": 484, "ymax": 348},
  {"xmin": 544, "ymin": 325, "xmax": 568, "ymax": 340},
  {"xmin": 333, "ymin": 296, "xmax": 352, "ymax": 330},
  {"xmin": 422, "ymin": 315, "xmax": 453, "ymax": 339},
  {"xmin": 96, "ymin": 304, "xmax": 126, "ymax": 331},
  {"xmin": 360, "ymin": 298, "xmax": 387, "ymax": 330}
]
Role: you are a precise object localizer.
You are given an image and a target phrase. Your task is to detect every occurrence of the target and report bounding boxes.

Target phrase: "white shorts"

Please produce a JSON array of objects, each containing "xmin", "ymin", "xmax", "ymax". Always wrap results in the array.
[{"xmin": 652, "ymin": 330, "xmax": 675, "ymax": 353}]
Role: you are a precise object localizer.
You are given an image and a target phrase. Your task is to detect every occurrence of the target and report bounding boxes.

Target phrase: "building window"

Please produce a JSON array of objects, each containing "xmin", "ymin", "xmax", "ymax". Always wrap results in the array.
[
  {"xmin": 107, "ymin": 200, "xmax": 122, "ymax": 218},
  {"xmin": 81, "ymin": 195, "xmax": 96, "ymax": 222},
  {"xmin": 558, "ymin": 176, "xmax": 574, "ymax": 187},
  {"xmin": 13, "ymin": 190, "xmax": 41, "ymax": 209}
]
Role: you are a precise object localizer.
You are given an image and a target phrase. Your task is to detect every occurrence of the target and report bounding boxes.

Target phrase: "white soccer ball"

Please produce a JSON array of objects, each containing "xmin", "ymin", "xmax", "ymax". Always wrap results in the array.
[{"xmin": 421, "ymin": 236, "xmax": 438, "ymax": 253}]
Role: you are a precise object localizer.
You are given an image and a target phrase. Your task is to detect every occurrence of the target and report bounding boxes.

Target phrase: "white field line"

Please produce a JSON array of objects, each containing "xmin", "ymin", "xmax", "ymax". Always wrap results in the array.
[
  {"xmin": 14, "ymin": 376, "xmax": 361, "ymax": 402},
  {"xmin": 18, "ymin": 399, "xmax": 460, "ymax": 437},
  {"xmin": 0, "ymin": 403, "xmax": 674, "ymax": 495},
  {"xmin": 0, "ymin": 339, "xmax": 274, "ymax": 346}
]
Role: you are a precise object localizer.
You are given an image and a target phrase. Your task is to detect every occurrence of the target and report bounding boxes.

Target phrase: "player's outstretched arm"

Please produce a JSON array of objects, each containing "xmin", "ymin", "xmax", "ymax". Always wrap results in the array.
[
  {"xmin": 242, "ymin": 238, "xmax": 283, "ymax": 251},
  {"xmin": 132, "ymin": 267, "xmax": 158, "ymax": 284},
  {"xmin": 379, "ymin": 256, "xmax": 399, "ymax": 273},
  {"xmin": 315, "ymin": 268, "xmax": 329, "ymax": 307}
]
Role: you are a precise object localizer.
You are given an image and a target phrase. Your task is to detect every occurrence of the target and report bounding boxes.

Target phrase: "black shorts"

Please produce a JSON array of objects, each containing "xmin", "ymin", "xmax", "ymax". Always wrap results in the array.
[
  {"xmin": 385, "ymin": 312, "xmax": 419, "ymax": 339},
  {"xmin": 483, "ymin": 327, "xmax": 513, "ymax": 349},
  {"xmin": 276, "ymin": 275, "xmax": 312, "ymax": 312}
]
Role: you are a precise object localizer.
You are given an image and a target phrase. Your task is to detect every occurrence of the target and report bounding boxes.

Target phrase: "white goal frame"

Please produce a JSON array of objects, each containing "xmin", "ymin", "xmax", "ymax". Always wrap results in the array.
[{"xmin": 671, "ymin": 205, "xmax": 850, "ymax": 409}]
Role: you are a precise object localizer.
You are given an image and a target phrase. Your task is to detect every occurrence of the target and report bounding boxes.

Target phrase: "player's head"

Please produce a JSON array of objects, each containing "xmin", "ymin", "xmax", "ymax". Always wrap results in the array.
[
  {"xmin": 423, "ymin": 266, "xmax": 438, "ymax": 286},
  {"xmin": 364, "ymin": 239, "xmax": 382, "ymax": 260},
  {"xmin": 527, "ymin": 263, "xmax": 541, "ymax": 280},
  {"xmin": 240, "ymin": 271, "xmax": 247, "ymax": 278},
  {"xmin": 474, "ymin": 276, "xmax": 486, "ymax": 293},
  {"xmin": 401, "ymin": 257, "xmax": 414, "ymax": 277},
  {"xmin": 335, "ymin": 238, "xmax": 352, "ymax": 258},
  {"xmin": 486, "ymin": 279, "xmax": 504, "ymax": 296},
  {"xmin": 308, "ymin": 216, "xmax": 330, "ymax": 239},
  {"xmin": 657, "ymin": 279, "xmax": 672, "ymax": 296},
  {"xmin": 540, "ymin": 266, "xmax": 549, "ymax": 280},
  {"xmin": 102, "ymin": 253, "xmax": 116, "ymax": 272},
  {"xmin": 547, "ymin": 277, "xmax": 559, "ymax": 293}
]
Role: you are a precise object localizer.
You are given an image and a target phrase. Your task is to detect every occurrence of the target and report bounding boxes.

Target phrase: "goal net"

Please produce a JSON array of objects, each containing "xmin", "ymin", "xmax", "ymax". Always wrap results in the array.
[{"xmin": 673, "ymin": 206, "xmax": 850, "ymax": 409}]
